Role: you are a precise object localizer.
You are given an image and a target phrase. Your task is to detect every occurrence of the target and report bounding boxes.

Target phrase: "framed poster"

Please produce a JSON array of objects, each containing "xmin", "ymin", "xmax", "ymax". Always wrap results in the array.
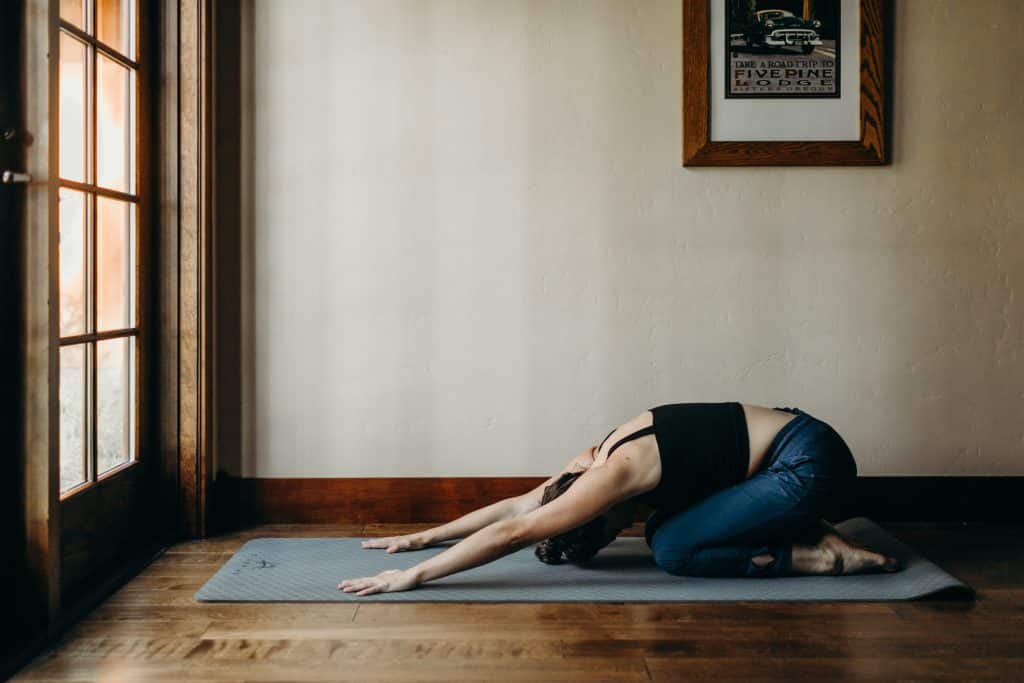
[{"xmin": 682, "ymin": 0, "xmax": 890, "ymax": 166}]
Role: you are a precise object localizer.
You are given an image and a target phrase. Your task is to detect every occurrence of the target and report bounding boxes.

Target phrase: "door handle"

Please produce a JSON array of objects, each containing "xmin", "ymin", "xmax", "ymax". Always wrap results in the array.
[{"xmin": 2, "ymin": 170, "xmax": 31, "ymax": 183}]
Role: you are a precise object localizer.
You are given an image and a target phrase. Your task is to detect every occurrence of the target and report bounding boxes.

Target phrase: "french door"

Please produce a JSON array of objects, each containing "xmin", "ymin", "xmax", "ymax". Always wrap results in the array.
[
  {"xmin": 12, "ymin": 0, "xmax": 161, "ymax": 628},
  {"xmin": 9, "ymin": 0, "xmax": 214, "ymax": 664},
  {"xmin": 55, "ymin": 0, "xmax": 160, "ymax": 595}
]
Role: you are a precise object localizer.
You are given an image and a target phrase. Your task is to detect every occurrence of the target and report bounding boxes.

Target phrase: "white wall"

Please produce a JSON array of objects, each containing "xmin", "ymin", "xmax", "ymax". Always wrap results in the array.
[{"xmin": 237, "ymin": 0, "xmax": 1024, "ymax": 478}]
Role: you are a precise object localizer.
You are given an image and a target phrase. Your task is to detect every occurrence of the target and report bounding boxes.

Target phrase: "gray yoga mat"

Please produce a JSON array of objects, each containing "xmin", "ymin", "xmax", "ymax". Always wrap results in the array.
[{"xmin": 195, "ymin": 517, "xmax": 972, "ymax": 603}]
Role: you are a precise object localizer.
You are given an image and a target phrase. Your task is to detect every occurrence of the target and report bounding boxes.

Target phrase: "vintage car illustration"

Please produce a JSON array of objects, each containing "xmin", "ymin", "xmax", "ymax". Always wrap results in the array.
[{"xmin": 744, "ymin": 9, "xmax": 824, "ymax": 54}]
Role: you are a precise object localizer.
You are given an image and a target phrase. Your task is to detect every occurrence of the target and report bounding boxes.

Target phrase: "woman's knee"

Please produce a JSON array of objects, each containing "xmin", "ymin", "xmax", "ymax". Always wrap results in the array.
[
  {"xmin": 653, "ymin": 548, "xmax": 698, "ymax": 576},
  {"xmin": 650, "ymin": 538, "xmax": 699, "ymax": 576}
]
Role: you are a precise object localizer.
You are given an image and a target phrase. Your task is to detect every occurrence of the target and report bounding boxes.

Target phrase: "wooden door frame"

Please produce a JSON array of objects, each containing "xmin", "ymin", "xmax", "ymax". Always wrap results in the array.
[
  {"xmin": 156, "ymin": 0, "xmax": 224, "ymax": 541},
  {"xmin": 172, "ymin": 0, "xmax": 234, "ymax": 540},
  {"xmin": 9, "ymin": 0, "xmax": 215, "ymax": 671},
  {"xmin": 166, "ymin": 0, "xmax": 215, "ymax": 541},
  {"xmin": 20, "ymin": 0, "xmax": 62, "ymax": 636}
]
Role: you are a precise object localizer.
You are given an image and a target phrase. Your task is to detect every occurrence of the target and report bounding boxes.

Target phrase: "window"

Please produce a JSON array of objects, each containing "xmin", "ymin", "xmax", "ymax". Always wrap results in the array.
[{"xmin": 58, "ymin": 0, "xmax": 138, "ymax": 496}]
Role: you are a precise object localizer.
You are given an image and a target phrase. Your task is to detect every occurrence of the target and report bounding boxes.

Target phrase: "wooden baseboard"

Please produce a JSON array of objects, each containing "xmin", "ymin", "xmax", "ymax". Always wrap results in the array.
[
  {"xmin": 231, "ymin": 477, "xmax": 547, "ymax": 526},
  {"xmin": 213, "ymin": 475, "xmax": 1024, "ymax": 529}
]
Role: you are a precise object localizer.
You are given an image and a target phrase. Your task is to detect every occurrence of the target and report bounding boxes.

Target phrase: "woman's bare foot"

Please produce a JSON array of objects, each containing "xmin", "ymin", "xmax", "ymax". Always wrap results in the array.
[{"xmin": 790, "ymin": 522, "xmax": 902, "ymax": 575}]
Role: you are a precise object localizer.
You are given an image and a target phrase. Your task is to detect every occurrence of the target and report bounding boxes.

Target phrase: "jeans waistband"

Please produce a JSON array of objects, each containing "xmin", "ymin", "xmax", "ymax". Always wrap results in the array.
[
  {"xmin": 774, "ymin": 406, "xmax": 806, "ymax": 417},
  {"xmin": 763, "ymin": 406, "xmax": 819, "ymax": 467}
]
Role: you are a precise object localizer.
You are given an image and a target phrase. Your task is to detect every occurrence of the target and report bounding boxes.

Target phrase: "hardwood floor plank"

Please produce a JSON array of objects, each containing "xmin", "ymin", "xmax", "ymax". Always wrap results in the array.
[
  {"xmin": 29, "ymin": 637, "xmax": 205, "ymax": 661},
  {"xmin": 15, "ymin": 656, "xmax": 651, "ymax": 681},
  {"xmin": 61, "ymin": 618, "xmax": 212, "ymax": 640},
  {"xmin": 190, "ymin": 637, "xmax": 566, "ymax": 661},
  {"xmin": 352, "ymin": 602, "xmax": 661, "ymax": 625},
  {"xmin": 200, "ymin": 623, "xmax": 597, "ymax": 641}
]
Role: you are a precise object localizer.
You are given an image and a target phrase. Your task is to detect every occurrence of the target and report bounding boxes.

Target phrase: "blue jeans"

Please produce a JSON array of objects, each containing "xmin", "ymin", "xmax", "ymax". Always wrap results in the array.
[{"xmin": 645, "ymin": 408, "xmax": 857, "ymax": 578}]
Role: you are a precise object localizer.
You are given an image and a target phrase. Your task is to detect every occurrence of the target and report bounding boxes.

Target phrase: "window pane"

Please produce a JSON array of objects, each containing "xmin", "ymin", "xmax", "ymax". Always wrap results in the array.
[
  {"xmin": 97, "ymin": 336, "xmax": 135, "ymax": 475},
  {"xmin": 97, "ymin": 197, "xmax": 135, "ymax": 331},
  {"xmin": 59, "ymin": 32, "xmax": 88, "ymax": 183},
  {"xmin": 60, "ymin": 0, "xmax": 87, "ymax": 31},
  {"xmin": 59, "ymin": 188, "xmax": 89, "ymax": 336},
  {"xmin": 97, "ymin": 52, "xmax": 135, "ymax": 193},
  {"xmin": 60, "ymin": 344, "xmax": 89, "ymax": 493},
  {"xmin": 97, "ymin": 0, "xmax": 135, "ymax": 58}
]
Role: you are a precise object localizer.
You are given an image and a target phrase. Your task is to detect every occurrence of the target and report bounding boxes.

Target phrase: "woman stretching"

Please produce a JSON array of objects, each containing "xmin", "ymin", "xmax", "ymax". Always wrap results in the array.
[{"xmin": 339, "ymin": 403, "xmax": 900, "ymax": 596}]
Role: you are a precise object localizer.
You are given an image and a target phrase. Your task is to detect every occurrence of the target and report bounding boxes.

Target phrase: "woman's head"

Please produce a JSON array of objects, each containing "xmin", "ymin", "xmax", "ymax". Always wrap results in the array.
[{"xmin": 533, "ymin": 471, "xmax": 633, "ymax": 565}]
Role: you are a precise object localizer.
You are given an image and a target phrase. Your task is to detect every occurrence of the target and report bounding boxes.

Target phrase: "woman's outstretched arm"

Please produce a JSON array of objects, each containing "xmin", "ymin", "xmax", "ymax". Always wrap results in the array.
[
  {"xmin": 367, "ymin": 497, "xmax": 526, "ymax": 552},
  {"xmin": 361, "ymin": 447, "xmax": 598, "ymax": 552},
  {"xmin": 339, "ymin": 456, "xmax": 640, "ymax": 596}
]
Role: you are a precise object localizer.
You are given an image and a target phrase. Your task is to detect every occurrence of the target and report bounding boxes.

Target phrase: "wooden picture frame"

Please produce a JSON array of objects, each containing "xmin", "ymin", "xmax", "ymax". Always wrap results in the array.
[{"xmin": 682, "ymin": 0, "xmax": 889, "ymax": 166}]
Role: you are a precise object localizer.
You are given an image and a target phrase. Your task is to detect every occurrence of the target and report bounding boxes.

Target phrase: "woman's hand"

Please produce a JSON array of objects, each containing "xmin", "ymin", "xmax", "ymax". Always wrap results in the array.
[
  {"xmin": 360, "ymin": 533, "xmax": 429, "ymax": 553},
  {"xmin": 338, "ymin": 568, "xmax": 420, "ymax": 596}
]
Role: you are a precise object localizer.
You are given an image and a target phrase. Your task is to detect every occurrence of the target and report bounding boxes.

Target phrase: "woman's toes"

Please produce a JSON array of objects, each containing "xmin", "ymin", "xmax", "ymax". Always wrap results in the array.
[{"xmin": 828, "ymin": 548, "xmax": 844, "ymax": 575}]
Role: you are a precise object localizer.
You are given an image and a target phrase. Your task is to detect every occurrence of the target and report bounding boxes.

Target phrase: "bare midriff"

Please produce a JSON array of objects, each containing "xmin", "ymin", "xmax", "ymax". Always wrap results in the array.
[{"xmin": 741, "ymin": 404, "xmax": 798, "ymax": 478}]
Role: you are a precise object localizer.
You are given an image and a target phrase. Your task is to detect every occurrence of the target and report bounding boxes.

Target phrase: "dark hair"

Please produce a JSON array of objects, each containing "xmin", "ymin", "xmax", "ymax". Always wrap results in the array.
[{"xmin": 534, "ymin": 471, "xmax": 611, "ymax": 565}]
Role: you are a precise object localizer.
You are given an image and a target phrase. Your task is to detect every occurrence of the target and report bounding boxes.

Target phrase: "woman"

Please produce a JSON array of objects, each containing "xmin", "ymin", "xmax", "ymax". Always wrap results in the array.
[{"xmin": 339, "ymin": 403, "xmax": 900, "ymax": 596}]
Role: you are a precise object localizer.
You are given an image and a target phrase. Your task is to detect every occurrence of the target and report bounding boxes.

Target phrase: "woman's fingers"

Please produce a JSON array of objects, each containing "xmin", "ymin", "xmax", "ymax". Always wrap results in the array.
[
  {"xmin": 338, "ymin": 569, "xmax": 401, "ymax": 594},
  {"xmin": 363, "ymin": 537, "xmax": 413, "ymax": 552},
  {"xmin": 363, "ymin": 534, "xmax": 425, "ymax": 553},
  {"xmin": 347, "ymin": 583, "xmax": 371, "ymax": 593},
  {"xmin": 338, "ymin": 577, "xmax": 385, "ymax": 594},
  {"xmin": 339, "ymin": 575, "xmax": 380, "ymax": 588}
]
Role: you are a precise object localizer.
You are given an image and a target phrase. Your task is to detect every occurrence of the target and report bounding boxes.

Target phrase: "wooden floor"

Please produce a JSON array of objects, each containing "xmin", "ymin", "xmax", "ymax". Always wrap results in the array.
[{"xmin": 13, "ymin": 522, "xmax": 1024, "ymax": 681}]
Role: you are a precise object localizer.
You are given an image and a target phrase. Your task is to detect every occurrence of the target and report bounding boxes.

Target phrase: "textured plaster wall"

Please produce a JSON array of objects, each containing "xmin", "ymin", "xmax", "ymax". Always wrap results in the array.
[{"xmin": 238, "ymin": 0, "xmax": 1023, "ymax": 478}]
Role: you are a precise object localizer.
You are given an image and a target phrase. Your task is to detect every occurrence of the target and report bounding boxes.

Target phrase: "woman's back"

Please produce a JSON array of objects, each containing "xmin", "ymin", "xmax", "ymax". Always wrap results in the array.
[{"xmin": 592, "ymin": 403, "xmax": 800, "ymax": 509}]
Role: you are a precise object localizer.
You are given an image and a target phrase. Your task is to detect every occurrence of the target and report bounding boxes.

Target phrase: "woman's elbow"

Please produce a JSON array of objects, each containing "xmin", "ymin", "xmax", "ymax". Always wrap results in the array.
[{"xmin": 494, "ymin": 518, "xmax": 535, "ymax": 551}]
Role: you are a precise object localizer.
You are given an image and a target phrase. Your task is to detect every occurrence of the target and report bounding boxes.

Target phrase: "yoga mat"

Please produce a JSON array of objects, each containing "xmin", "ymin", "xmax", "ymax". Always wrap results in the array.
[{"xmin": 194, "ymin": 517, "xmax": 973, "ymax": 603}]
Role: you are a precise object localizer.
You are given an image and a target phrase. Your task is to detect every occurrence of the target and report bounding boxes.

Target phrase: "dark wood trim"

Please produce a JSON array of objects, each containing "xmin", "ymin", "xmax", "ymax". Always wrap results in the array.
[
  {"xmin": 20, "ymin": 0, "xmax": 62, "ymax": 632},
  {"xmin": 132, "ymin": 0, "xmax": 155, "ymax": 532},
  {"xmin": 58, "ymin": 327, "xmax": 139, "ymax": 345},
  {"xmin": 156, "ymin": 0, "xmax": 181, "ymax": 538},
  {"xmin": 682, "ymin": 0, "xmax": 889, "ymax": 166},
  {"xmin": 55, "ymin": 178, "xmax": 138, "ymax": 202},
  {"xmin": 177, "ymin": 0, "xmax": 200, "ymax": 537},
  {"xmin": 175, "ymin": 0, "xmax": 215, "ymax": 538},
  {"xmin": 198, "ymin": 0, "xmax": 216, "ymax": 538},
  {"xmin": 217, "ymin": 476, "xmax": 1024, "ymax": 528},
  {"xmin": 154, "ymin": 0, "xmax": 217, "ymax": 542},
  {"xmin": 681, "ymin": 0, "xmax": 708, "ymax": 166},
  {"xmin": 237, "ymin": 477, "xmax": 552, "ymax": 525}
]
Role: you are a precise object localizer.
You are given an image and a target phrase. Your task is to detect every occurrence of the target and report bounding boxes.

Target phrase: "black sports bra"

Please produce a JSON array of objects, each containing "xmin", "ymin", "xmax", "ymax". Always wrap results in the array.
[
  {"xmin": 596, "ymin": 424, "xmax": 657, "ymax": 460},
  {"xmin": 596, "ymin": 403, "xmax": 750, "ymax": 510}
]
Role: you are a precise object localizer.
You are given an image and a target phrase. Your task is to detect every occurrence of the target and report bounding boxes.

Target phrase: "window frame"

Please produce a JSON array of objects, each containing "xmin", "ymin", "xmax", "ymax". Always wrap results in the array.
[{"xmin": 57, "ymin": 0, "xmax": 143, "ymax": 500}]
